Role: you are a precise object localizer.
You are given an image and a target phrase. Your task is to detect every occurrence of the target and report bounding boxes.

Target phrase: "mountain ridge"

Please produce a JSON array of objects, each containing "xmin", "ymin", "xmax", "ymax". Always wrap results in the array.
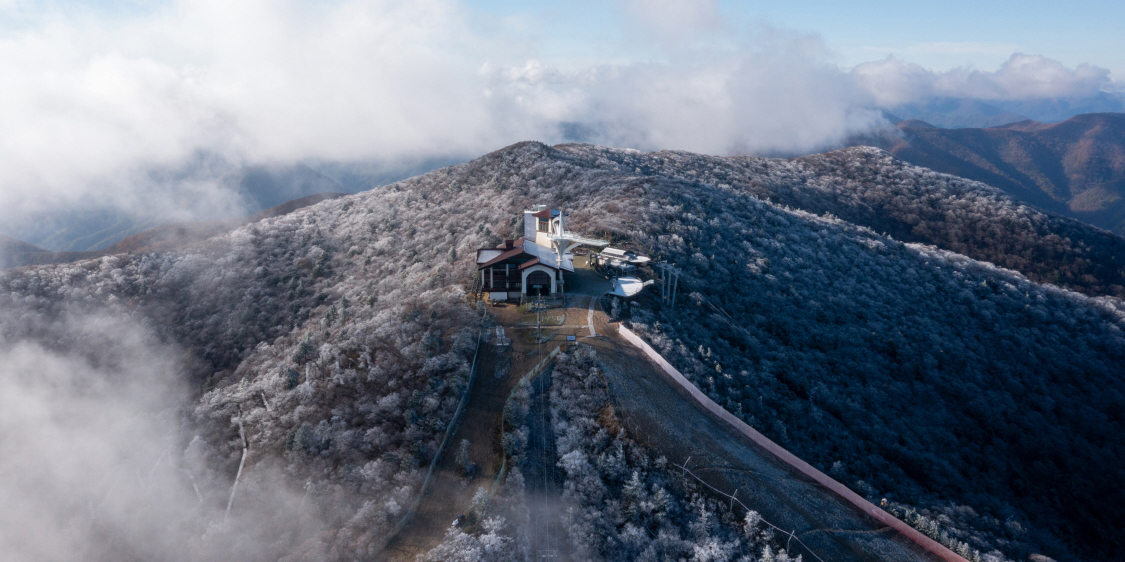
[
  {"xmin": 858, "ymin": 112, "xmax": 1125, "ymax": 237},
  {"xmin": 557, "ymin": 141, "xmax": 1125, "ymax": 299},
  {"xmin": 883, "ymin": 93, "xmax": 1125, "ymax": 129},
  {"xmin": 0, "ymin": 192, "xmax": 346, "ymax": 270},
  {"xmin": 0, "ymin": 234, "xmax": 49, "ymax": 255}
]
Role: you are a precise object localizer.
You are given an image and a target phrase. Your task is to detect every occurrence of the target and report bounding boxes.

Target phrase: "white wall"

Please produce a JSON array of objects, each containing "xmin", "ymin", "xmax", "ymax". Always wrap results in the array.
[{"xmin": 523, "ymin": 211, "xmax": 537, "ymax": 240}]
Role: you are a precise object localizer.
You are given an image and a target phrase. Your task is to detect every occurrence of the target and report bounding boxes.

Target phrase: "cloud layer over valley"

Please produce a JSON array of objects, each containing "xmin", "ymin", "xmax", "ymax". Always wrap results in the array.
[
  {"xmin": 0, "ymin": 311, "xmax": 308, "ymax": 562},
  {"xmin": 0, "ymin": 0, "xmax": 1119, "ymax": 243}
]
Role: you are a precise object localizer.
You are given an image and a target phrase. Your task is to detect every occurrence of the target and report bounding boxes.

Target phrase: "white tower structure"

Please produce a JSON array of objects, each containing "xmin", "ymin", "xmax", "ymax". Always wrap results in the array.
[{"xmin": 523, "ymin": 205, "xmax": 608, "ymax": 270}]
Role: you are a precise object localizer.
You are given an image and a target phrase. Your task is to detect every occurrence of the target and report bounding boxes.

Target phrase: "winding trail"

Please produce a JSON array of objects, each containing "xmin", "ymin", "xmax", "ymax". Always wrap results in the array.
[{"xmin": 381, "ymin": 271, "xmax": 965, "ymax": 562}]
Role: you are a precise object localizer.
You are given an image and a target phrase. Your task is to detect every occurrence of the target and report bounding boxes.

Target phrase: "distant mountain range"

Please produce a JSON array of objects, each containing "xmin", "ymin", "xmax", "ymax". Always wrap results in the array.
[
  {"xmin": 0, "ymin": 234, "xmax": 49, "ymax": 258},
  {"xmin": 2, "ymin": 156, "xmax": 463, "ymax": 254},
  {"xmin": 2, "ymin": 164, "xmax": 344, "ymax": 255},
  {"xmin": 884, "ymin": 92, "xmax": 1125, "ymax": 129},
  {"xmin": 0, "ymin": 192, "xmax": 345, "ymax": 270},
  {"xmin": 855, "ymin": 112, "xmax": 1125, "ymax": 237}
]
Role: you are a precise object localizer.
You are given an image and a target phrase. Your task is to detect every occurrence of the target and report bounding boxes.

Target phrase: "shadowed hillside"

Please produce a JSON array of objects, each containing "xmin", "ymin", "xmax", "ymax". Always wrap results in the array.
[
  {"xmin": 868, "ymin": 113, "xmax": 1125, "ymax": 238},
  {"xmin": 0, "ymin": 235, "xmax": 48, "ymax": 254}
]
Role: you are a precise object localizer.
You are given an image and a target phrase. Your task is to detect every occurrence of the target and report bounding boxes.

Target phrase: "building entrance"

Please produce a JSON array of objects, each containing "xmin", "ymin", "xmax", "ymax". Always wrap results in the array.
[{"xmin": 526, "ymin": 270, "xmax": 552, "ymax": 296}]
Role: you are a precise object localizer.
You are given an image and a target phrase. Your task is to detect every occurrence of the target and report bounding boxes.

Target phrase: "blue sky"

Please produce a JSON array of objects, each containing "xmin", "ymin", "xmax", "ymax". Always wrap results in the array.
[
  {"xmin": 6, "ymin": 0, "xmax": 1122, "ymax": 75},
  {"xmin": 466, "ymin": 0, "xmax": 1125, "ymax": 76},
  {"xmin": 753, "ymin": 0, "xmax": 1123, "ymax": 74}
]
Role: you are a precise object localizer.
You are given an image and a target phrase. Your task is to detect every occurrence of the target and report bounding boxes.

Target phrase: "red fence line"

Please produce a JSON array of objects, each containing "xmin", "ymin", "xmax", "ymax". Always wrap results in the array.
[{"xmin": 616, "ymin": 324, "xmax": 968, "ymax": 562}]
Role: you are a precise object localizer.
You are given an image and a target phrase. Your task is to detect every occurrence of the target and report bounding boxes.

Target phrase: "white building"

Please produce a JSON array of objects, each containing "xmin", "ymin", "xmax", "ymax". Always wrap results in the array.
[{"xmin": 476, "ymin": 205, "xmax": 607, "ymax": 300}]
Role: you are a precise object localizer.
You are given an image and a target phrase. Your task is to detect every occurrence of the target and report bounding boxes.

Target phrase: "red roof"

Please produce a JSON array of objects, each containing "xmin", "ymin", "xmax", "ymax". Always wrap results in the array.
[
  {"xmin": 478, "ymin": 238, "xmax": 531, "ymax": 269},
  {"xmin": 478, "ymin": 246, "xmax": 526, "ymax": 269},
  {"xmin": 477, "ymin": 237, "xmax": 561, "ymax": 271}
]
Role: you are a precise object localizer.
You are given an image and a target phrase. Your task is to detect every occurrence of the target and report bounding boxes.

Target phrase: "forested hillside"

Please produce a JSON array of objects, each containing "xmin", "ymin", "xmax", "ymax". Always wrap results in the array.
[
  {"xmin": 549, "ymin": 144, "xmax": 1124, "ymax": 561},
  {"xmin": 1, "ymin": 140, "xmax": 1122, "ymax": 561},
  {"xmin": 575, "ymin": 143, "xmax": 1125, "ymax": 299},
  {"xmin": 869, "ymin": 113, "xmax": 1125, "ymax": 239},
  {"xmin": 424, "ymin": 347, "xmax": 793, "ymax": 562},
  {"xmin": 0, "ymin": 185, "xmax": 493, "ymax": 560}
]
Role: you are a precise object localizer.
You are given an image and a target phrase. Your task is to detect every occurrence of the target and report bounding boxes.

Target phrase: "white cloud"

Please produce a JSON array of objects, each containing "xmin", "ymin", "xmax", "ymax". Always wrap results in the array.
[
  {"xmin": 0, "ymin": 311, "xmax": 317, "ymax": 561},
  {"xmin": 619, "ymin": 0, "xmax": 722, "ymax": 39},
  {"xmin": 0, "ymin": 0, "xmax": 503, "ymax": 223},
  {"xmin": 950, "ymin": 53, "xmax": 1112, "ymax": 99},
  {"xmin": 854, "ymin": 53, "xmax": 1115, "ymax": 106},
  {"xmin": 0, "ymin": 0, "xmax": 891, "ymax": 229},
  {"xmin": 0, "ymin": 314, "xmax": 192, "ymax": 561},
  {"xmin": 545, "ymin": 33, "xmax": 884, "ymax": 155},
  {"xmin": 0, "ymin": 1, "xmax": 1117, "ymax": 238}
]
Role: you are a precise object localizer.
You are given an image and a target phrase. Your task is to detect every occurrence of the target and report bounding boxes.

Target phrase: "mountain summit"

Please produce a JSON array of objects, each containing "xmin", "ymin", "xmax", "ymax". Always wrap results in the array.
[{"xmin": 1, "ymin": 141, "xmax": 1122, "ymax": 562}]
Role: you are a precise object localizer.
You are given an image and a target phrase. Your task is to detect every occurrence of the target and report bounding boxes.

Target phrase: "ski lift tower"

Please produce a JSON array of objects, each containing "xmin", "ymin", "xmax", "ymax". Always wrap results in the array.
[{"xmin": 654, "ymin": 262, "xmax": 681, "ymax": 308}]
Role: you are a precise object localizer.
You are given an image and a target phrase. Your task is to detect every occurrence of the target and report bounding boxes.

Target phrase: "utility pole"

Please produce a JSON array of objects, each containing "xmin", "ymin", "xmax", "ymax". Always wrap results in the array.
[{"xmin": 672, "ymin": 266, "xmax": 679, "ymax": 308}]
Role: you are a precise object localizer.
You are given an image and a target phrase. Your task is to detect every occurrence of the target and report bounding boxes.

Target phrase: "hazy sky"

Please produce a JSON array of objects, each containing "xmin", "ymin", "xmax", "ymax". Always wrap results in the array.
[
  {"xmin": 6, "ymin": 0, "xmax": 1120, "ymax": 74},
  {"xmin": 0, "ymin": 0, "xmax": 1119, "ymax": 232},
  {"xmin": 468, "ymin": 0, "xmax": 1125, "ymax": 74}
]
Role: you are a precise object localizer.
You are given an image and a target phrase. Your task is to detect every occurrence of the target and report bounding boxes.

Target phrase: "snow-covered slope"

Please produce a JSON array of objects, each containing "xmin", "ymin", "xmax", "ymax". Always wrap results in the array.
[{"xmin": 1, "ymin": 141, "xmax": 1121, "ymax": 561}]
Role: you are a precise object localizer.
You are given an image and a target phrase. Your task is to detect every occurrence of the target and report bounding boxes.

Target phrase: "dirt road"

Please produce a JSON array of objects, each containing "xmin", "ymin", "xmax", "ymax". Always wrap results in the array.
[
  {"xmin": 382, "ymin": 295, "xmax": 596, "ymax": 561},
  {"xmin": 383, "ymin": 269, "xmax": 952, "ymax": 561}
]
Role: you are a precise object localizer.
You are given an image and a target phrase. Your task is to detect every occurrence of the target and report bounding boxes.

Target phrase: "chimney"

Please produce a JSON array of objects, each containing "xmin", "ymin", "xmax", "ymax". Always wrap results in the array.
[
  {"xmin": 503, "ymin": 239, "xmax": 514, "ymax": 249},
  {"xmin": 524, "ymin": 209, "xmax": 537, "ymax": 240}
]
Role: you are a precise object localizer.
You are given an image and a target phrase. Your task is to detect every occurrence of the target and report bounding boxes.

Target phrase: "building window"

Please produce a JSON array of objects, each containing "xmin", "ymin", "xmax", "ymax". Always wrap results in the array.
[{"xmin": 537, "ymin": 219, "xmax": 549, "ymax": 232}]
